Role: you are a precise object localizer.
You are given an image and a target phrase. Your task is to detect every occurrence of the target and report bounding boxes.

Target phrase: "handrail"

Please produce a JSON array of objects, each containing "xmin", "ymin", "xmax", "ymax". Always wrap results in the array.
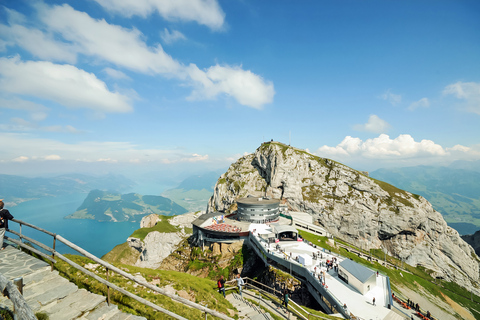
[
  {"xmin": 0, "ymin": 272, "xmax": 36, "ymax": 319},
  {"xmin": 6, "ymin": 219, "xmax": 234, "ymax": 320},
  {"xmin": 241, "ymin": 277, "xmax": 331, "ymax": 320}
]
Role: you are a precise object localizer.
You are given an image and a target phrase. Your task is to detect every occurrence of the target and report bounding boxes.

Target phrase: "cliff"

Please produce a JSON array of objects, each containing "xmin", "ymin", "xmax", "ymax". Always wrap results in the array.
[{"xmin": 207, "ymin": 142, "xmax": 480, "ymax": 292}]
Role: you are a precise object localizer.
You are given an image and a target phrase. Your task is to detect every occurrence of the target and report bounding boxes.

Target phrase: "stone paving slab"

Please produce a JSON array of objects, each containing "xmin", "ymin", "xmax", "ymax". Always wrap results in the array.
[
  {"xmin": 1, "ymin": 245, "xmax": 147, "ymax": 320},
  {"xmin": 41, "ymin": 288, "xmax": 106, "ymax": 320}
]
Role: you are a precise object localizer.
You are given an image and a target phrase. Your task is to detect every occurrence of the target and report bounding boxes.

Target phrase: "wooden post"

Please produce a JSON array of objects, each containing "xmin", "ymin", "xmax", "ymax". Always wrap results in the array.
[
  {"xmin": 204, "ymin": 311, "xmax": 207, "ymax": 319},
  {"xmin": 106, "ymin": 267, "xmax": 110, "ymax": 305},
  {"xmin": 51, "ymin": 235, "xmax": 56, "ymax": 271},
  {"xmin": 19, "ymin": 223, "xmax": 22, "ymax": 243}
]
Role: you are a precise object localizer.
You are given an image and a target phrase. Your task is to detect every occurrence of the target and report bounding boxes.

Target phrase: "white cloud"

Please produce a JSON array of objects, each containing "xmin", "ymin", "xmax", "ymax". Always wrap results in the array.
[
  {"xmin": 161, "ymin": 28, "xmax": 187, "ymax": 44},
  {"xmin": 39, "ymin": 4, "xmax": 182, "ymax": 75},
  {"xmin": 408, "ymin": 97, "xmax": 430, "ymax": 110},
  {"xmin": 0, "ymin": 133, "xmax": 210, "ymax": 164},
  {"xmin": 318, "ymin": 134, "xmax": 447, "ymax": 160},
  {"xmin": 37, "ymin": 4, "xmax": 272, "ymax": 108},
  {"xmin": 103, "ymin": 68, "xmax": 130, "ymax": 80},
  {"xmin": 93, "ymin": 0, "xmax": 225, "ymax": 30},
  {"xmin": 379, "ymin": 89, "xmax": 402, "ymax": 106},
  {"xmin": 44, "ymin": 155, "xmax": 61, "ymax": 160},
  {"xmin": 353, "ymin": 115, "xmax": 390, "ymax": 134},
  {"xmin": 443, "ymin": 81, "xmax": 480, "ymax": 115},
  {"xmin": 187, "ymin": 64, "xmax": 275, "ymax": 109},
  {"xmin": 0, "ymin": 23, "xmax": 77, "ymax": 63},
  {"xmin": 0, "ymin": 56, "xmax": 132, "ymax": 113},
  {"xmin": 1, "ymin": 117, "xmax": 82, "ymax": 133},
  {"xmin": 12, "ymin": 156, "xmax": 29, "ymax": 162}
]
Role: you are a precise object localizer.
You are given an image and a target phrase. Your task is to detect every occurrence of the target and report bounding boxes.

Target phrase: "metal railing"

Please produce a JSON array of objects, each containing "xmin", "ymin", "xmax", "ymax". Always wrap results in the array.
[{"xmin": 5, "ymin": 218, "xmax": 234, "ymax": 320}]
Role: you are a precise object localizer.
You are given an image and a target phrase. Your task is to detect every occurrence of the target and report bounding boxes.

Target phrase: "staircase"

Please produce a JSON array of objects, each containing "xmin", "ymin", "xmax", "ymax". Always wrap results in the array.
[{"xmin": 0, "ymin": 246, "xmax": 146, "ymax": 320}]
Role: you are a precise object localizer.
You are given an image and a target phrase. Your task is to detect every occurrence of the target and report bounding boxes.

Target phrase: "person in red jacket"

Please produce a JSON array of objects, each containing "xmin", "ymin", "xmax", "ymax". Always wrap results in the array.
[{"xmin": 0, "ymin": 200, "xmax": 14, "ymax": 250}]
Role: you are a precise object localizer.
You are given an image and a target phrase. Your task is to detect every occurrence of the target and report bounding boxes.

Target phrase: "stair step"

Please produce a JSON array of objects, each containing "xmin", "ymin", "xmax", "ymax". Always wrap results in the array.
[{"xmin": 40, "ymin": 288, "xmax": 106, "ymax": 320}]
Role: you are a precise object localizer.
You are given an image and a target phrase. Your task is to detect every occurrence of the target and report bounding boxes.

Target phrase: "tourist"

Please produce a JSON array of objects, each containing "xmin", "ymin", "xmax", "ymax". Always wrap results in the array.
[
  {"xmin": 236, "ymin": 273, "xmax": 244, "ymax": 297},
  {"xmin": 282, "ymin": 289, "xmax": 289, "ymax": 312},
  {"xmin": 0, "ymin": 200, "xmax": 14, "ymax": 250},
  {"xmin": 373, "ymin": 297, "xmax": 376, "ymax": 306},
  {"xmin": 217, "ymin": 275, "xmax": 226, "ymax": 298}
]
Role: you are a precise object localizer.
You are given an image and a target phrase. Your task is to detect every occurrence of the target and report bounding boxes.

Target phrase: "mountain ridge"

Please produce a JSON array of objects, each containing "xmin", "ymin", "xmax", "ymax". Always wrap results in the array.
[{"xmin": 207, "ymin": 141, "xmax": 480, "ymax": 294}]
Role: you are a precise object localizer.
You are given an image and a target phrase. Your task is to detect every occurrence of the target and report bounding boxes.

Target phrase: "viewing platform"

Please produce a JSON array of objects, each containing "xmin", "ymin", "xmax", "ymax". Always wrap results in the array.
[{"xmin": 248, "ymin": 224, "xmax": 402, "ymax": 320}]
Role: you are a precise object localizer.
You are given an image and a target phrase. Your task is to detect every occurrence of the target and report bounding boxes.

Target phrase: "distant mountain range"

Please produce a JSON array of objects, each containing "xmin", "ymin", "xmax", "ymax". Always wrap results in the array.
[
  {"xmin": 0, "ymin": 173, "xmax": 135, "ymax": 205},
  {"xmin": 161, "ymin": 171, "xmax": 221, "ymax": 212},
  {"xmin": 66, "ymin": 190, "xmax": 187, "ymax": 222},
  {"xmin": 370, "ymin": 166, "xmax": 480, "ymax": 235}
]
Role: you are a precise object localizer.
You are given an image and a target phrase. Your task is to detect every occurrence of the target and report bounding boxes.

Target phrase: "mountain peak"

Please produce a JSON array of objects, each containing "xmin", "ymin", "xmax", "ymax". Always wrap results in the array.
[{"xmin": 208, "ymin": 142, "xmax": 480, "ymax": 293}]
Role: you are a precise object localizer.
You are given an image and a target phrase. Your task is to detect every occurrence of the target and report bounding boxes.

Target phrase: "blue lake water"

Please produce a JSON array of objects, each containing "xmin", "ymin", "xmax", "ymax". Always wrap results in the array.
[{"xmin": 6, "ymin": 193, "xmax": 140, "ymax": 258}]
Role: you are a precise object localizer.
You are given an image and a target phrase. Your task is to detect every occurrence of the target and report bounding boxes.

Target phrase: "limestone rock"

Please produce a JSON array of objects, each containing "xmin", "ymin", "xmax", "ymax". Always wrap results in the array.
[
  {"xmin": 208, "ymin": 142, "xmax": 480, "ymax": 293},
  {"xmin": 135, "ymin": 231, "xmax": 184, "ymax": 269},
  {"xmin": 140, "ymin": 214, "xmax": 160, "ymax": 228}
]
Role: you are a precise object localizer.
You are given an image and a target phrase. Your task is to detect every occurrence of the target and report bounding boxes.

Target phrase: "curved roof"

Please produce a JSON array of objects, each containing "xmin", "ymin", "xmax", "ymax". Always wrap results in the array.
[{"xmin": 271, "ymin": 224, "xmax": 298, "ymax": 234}]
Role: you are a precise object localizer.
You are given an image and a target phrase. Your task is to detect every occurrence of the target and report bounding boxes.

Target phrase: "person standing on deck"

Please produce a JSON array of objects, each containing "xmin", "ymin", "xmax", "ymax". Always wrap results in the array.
[
  {"xmin": 0, "ymin": 200, "xmax": 14, "ymax": 250},
  {"xmin": 236, "ymin": 273, "xmax": 244, "ymax": 297}
]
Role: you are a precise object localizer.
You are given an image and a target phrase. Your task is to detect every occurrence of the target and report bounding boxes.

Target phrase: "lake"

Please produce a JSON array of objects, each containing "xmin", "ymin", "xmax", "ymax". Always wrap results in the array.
[{"xmin": 6, "ymin": 193, "xmax": 140, "ymax": 258}]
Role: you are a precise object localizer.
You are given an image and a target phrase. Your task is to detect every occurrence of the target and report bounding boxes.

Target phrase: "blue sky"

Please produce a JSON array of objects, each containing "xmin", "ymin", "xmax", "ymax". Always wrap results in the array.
[{"xmin": 1, "ymin": 0, "xmax": 479, "ymax": 179}]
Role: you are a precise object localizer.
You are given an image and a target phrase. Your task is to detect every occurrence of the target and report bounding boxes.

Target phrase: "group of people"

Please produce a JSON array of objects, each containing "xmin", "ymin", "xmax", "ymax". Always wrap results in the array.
[
  {"xmin": 407, "ymin": 298, "xmax": 421, "ymax": 312},
  {"xmin": 0, "ymin": 200, "xmax": 14, "ymax": 251},
  {"xmin": 217, "ymin": 273, "xmax": 245, "ymax": 298}
]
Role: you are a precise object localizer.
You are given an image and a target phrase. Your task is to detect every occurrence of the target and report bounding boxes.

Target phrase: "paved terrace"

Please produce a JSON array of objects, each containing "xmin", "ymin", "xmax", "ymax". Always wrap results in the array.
[{"xmin": 250, "ymin": 227, "xmax": 403, "ymax": 320}]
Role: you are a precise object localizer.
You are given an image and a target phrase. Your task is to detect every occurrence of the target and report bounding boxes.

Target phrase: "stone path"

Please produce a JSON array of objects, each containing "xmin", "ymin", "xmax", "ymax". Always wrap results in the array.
[
  {"xmin": 226, "ymin": 289, "xmax": 297, "ymax": 320},
  {"xmin": 0, "ymin": 245, "xmax": 146, "ymax": 320}
]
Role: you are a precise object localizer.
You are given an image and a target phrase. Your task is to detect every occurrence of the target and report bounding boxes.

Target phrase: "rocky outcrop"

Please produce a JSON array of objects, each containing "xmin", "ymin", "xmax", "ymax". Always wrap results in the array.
[
  {"xmin": 127, "ymin": 212, "xmax": 202, "ymax": 269},
  {"xmin": 208, "ymin": 142, "xmax": 480, "ymax": 292}
]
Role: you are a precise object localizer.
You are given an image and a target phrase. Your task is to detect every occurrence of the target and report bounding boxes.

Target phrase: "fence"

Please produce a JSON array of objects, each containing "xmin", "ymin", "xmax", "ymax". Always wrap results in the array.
[{"xmin": 5, "ymin": 218, "xmax": 233, "ymax": 320}]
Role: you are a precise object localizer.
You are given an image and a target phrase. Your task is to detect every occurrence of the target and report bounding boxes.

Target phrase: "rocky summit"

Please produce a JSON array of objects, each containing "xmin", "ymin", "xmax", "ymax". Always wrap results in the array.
[{"xmin": 207, "ymin": 142, "xmax": 480, "ymax": 292}]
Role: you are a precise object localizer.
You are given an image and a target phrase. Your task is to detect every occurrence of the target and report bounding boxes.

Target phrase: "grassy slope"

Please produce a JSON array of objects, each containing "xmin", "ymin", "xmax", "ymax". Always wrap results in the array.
[
  {"xmin": 298, "ymin": 230, "xmax": 480, "ymax": 319},
  {"xmin": 54, "ymin": 255, "xmax": 236, "ymax": 320}
]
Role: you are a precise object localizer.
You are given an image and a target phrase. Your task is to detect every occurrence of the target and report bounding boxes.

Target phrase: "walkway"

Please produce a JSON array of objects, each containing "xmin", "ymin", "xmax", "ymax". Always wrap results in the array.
[{"xmin": 0, "ymin": 245, "xmax": 146, "ymax": 320}]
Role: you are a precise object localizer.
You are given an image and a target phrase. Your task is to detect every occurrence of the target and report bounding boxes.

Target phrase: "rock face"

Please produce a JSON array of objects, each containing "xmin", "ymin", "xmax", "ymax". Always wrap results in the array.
[
  {"xmin": 127, "ymin": 212, "xmax": 202, "ymax": 269},
  {"xmin": 207, "ymin": 142, "xmax": 480, "ymax": 292}
]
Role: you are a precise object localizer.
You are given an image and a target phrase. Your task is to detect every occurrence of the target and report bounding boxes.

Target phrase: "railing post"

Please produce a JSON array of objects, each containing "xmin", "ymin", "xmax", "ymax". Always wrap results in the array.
[
  {"xmin": 106, "ymin": 267, "xmax": 110, "ymax": 305},
  {"xmin": 19, "ymin": 223, "xmax": 22, "ymax": 243},
  {"xmin": 204, "ymin": 311, "xmax": 207, "ymax": 319},
  {"xmin": 51, "ymin": 235, "xmax": 56, "ymax": 271}
]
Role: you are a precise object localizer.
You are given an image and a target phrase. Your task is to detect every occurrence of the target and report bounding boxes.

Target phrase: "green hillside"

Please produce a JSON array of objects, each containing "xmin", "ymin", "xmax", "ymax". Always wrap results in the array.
[
  {"xmin": 66, "ymin": 190, "xmax": 187, "ymax": 222},
  {"xmin": 370, "ymin": 166, "xmax": 480, "ymax": 233}
]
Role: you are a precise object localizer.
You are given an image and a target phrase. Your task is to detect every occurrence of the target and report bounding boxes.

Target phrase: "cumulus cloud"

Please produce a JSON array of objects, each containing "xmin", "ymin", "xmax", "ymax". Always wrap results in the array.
[
  {"xmin": 0, "ymin": 23, "xmax": 77, "ymax": 63},
  {"xmin": 93, "ymin": 0, "xmax": 225, "ymax": 30},
  {"xmin": 408, "ymin": 97, "xmax": 430, "ymax": 110},
  {"xmin": 379, "ymin": 89, "xmax": 402, "ymax": 106},
  {"xmin": 187, "ymin": 64, "xmax": 275, "ymax": 109},
  {"xmin": 0, "ymin": 56, "xmax": 132, "ymax": 113},
  {"xmin": 443, "ymin": 81, "xmax": 480, "ymax": 115},
  {"xmin": 34, "ymin": 4, "xmax": 273, "ymax": 108},
  {"xmin": 353, "ymin": 115, "xmax": 390, "ymax": 134},
  {"xmin": 318, "ymin": 134, "xmax": 447, "ymax": 159},
  {"xmin": 161, "ymin": 28, "xmax": 187, "ymax": 44}
]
